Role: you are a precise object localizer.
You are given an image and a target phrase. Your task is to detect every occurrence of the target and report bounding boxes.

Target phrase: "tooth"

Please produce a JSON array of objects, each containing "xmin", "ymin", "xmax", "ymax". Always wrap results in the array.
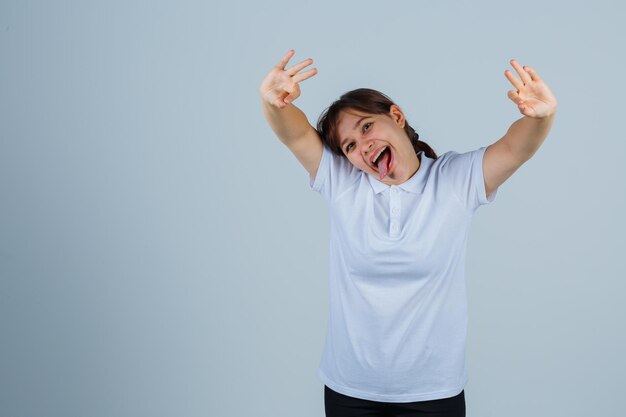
[{"xmin": 373, "ymin": 146, "xmax": 387, "ymax": 164}]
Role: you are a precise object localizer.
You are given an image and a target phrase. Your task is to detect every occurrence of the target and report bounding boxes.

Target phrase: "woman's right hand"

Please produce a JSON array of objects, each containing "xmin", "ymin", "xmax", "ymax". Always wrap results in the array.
[{"xmin": 259, "ymin": 50, "xmax": 318, "ymax": 109}]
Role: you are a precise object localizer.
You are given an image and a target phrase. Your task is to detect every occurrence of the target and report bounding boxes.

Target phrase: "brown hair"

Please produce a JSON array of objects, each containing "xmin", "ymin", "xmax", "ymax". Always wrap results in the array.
[{"xmin": 316, "ymin": 88, "xmax": 437, "ymax": 160}]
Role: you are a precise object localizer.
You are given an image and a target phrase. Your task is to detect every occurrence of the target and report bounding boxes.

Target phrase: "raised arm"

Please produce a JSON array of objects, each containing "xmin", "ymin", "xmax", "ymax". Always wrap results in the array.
[
  {"xmin": 483, "ymin": 59, "xmax": 558, "ymax": 197},
  {"xmin": 260, "ymin": 50, "xmax": 323, "ymax": 179}
]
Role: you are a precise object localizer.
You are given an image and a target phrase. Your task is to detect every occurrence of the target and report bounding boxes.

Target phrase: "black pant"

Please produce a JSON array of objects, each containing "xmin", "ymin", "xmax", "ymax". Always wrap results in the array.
[{"xmin": 324, "ymin": 385, "xmax": 466, "ymax": 417}]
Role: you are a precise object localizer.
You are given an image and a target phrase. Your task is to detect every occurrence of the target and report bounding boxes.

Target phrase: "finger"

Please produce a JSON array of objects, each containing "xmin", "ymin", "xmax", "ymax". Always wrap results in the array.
[
  {"xmin": 283, "ymin": 85, "xmax": 301, "ymax": 104},
  {"xmin": 517, "ymin": 101, "xmax": 534, "ymax": 117},
  {"xmin": 286, "ymin": 58, "xmax": 313, "ymax": 76},
  {"xmin": 504, "ymin": 70, "xmax": 524, "ymax": 91},
  {"xmin": 293, "ymin": 67, "xmax": 318, "ymax": 83},
  {"xmin": 273, "ymin": 96, "xmax": 287, "ymax": 108},
  {"xmin": 510, "ymin": 59, "xmax": 532, "ymax": 84},
  {"xmin": 507, "ymin": 90, "xmax": 532, "ymax": 116},
  {"xmin": 277, "ymin": 49, "xmax": 295, "ymax": 70},
  {"xmin": 507, "ymin": 89, "xmax": 523, "ymax": 105},
  {"xmin": 523, "ymin": 65, "xmax": 542, "ymax": 82}
]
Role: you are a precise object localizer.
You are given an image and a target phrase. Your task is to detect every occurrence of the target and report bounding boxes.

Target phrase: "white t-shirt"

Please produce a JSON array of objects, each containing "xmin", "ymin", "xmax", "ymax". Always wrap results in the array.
[{"xmin": 309, "ymin": 145, "xmax": 497, "ymax": 403}]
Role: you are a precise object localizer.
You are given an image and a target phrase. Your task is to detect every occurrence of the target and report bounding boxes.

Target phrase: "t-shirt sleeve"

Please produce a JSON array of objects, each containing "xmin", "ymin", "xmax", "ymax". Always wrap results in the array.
[
  {"xmin": 439, "ymin": 146, "xmax": 498, "ymax": 212},
  {"xmin": 309, "ymin": 144, "xmax": 360, "ymax": 202}
]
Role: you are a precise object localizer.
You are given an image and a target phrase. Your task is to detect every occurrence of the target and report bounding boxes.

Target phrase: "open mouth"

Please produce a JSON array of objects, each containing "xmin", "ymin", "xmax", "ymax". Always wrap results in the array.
[{"xmin": 371, "ymin": 146, "xmax": 393, "ymax": 180}]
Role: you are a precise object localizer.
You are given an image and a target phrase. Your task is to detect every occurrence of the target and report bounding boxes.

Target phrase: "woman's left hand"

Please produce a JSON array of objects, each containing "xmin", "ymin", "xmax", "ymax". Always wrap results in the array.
[{"xmin": 505, "ymin": 59, "xmax": 558, "ymax": 118}]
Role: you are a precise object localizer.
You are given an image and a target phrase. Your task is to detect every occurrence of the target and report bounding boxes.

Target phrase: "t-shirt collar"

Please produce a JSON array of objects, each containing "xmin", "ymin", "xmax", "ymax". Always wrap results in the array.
[{"xmin": 367, "ymin": 151, "xmax": 432, "ymax": 195}]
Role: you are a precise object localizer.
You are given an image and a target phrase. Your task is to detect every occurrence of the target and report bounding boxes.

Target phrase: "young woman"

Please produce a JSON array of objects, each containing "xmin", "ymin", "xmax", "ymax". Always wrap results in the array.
[{"xmin": 259, "ymin": 50, "xmax": 557, "ymax": 417}]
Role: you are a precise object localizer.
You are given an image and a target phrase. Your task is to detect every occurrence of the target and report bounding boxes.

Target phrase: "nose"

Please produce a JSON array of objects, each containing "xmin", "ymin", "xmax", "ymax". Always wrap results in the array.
[{"xmin": 363, "ymin": 140, "xmax": 375, "ymax": 155}]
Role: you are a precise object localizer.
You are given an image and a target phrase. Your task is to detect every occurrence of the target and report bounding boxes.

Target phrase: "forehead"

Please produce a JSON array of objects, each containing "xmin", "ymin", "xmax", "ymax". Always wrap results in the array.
[{"xmin": 337, "ymin": 110, "xmax": 376, "ymax": 134}]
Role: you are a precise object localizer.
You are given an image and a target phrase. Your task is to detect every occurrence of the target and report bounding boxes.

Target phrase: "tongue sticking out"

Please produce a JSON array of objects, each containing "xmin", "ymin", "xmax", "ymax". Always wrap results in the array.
[{"xmin": 377, "ymin": 149, "xmax": 391, "ymax": 180}]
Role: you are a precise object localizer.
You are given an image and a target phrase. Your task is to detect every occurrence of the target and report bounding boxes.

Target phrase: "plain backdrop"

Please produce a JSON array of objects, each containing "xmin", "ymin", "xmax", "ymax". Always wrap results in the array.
[{"xmin": 1, "ymin": 1, "xmax": 625, "ymax": 416}]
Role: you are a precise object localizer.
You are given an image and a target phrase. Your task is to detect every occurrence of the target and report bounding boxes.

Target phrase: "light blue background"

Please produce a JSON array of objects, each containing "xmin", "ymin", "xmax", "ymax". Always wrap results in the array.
[{"xmin": 1, "ymin": 1, "xmax": 624, "ymax": 416}]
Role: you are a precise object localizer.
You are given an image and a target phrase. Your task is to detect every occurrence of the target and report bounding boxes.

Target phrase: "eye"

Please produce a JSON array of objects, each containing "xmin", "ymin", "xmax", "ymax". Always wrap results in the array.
[
  {"xmin": 362, "ymin": 122, "xmax": 372, "ymax": 133},
  {"xmin": 345, "ymin": 143, "xmax": 354, "ymax": 152}
]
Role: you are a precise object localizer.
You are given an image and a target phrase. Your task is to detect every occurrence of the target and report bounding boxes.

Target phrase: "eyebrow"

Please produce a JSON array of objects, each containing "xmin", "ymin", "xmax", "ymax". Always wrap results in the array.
[{"xmin": 339, "ymin": 116, "xmax": 370, "ymax": 149}]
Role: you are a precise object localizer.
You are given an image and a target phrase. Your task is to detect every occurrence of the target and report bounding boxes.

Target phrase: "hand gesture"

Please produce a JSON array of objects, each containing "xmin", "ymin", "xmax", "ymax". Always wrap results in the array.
[
  {"xmin": 505, "ymin": 59, "xmax": 558, "ymax": 118},
  {"xmin": 260, "ymin": 50, "xmax": 318, "ymax": 109}
]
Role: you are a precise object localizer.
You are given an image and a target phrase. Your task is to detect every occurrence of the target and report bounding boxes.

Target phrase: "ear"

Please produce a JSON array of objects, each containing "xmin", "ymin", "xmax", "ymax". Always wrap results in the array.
[{"xmin": 389, "ymin": 105, "xmax": 406, "ymax": 129}]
